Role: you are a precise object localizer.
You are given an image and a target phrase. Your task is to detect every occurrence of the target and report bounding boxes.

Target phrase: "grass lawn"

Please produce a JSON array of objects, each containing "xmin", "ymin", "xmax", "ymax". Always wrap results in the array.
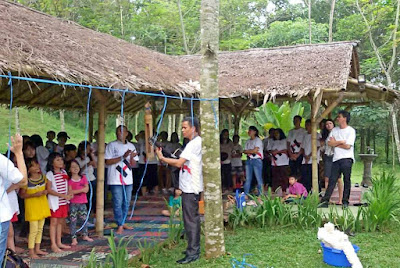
[{"xmin": 144, "ymin": 226, "xmax": 400, "ymax": 268}]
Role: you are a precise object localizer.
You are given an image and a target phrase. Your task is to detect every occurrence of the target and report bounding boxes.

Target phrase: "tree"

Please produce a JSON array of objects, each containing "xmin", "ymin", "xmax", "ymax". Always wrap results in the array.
[
  {"xmin": 328, "ymin": 0, "xmax": 336, "ymax": 42},
  {"xmin": 199, "ymin": 0, "xmax": 225, "ymax": 259}
]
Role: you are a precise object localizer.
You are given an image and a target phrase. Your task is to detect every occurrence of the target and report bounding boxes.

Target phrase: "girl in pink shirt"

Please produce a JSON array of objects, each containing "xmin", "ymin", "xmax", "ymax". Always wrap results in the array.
[
  {"xmin": 283, "ymin": 176, "xmax": 308, "ymax": 202},
  {"xmin": 67, "ymin": 160, "xmax": 93, "ymax": 246}
]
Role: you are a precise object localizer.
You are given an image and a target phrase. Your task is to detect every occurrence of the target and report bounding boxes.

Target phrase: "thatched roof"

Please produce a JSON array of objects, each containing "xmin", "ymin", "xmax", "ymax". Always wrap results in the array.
[{"xmin": 0, "ymin": 0, "xmax": 198, "ymax": 113}]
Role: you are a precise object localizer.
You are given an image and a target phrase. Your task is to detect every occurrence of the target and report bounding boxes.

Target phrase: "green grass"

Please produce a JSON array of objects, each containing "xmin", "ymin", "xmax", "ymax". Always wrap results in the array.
[{"xmin": 144, "ymin": 226, "xmax": 400, "ymax": 268}]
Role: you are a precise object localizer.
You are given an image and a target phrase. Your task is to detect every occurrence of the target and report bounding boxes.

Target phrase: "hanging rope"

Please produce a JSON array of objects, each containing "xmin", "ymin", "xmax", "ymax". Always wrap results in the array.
[
  {"xmin": 230, "ymin": 254, "xmax": 258, "ymax": 268},
  {"xmin": 129, "ymin": 93, "xmax": 168, "ymax": 219},
  {"xmin": 75, "ymin": 86, "xmax": 92, "ymax": 233}
]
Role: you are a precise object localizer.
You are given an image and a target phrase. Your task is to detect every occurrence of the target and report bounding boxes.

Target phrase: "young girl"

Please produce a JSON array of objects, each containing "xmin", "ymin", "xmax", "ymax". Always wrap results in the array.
[
  {"xmin": 46, "ymin": 152, "xmax": 73, "ymax": 253},
  {"xmin": 19, "ymin": 158, "xmax": 51, "ymax": 258},
  {"xmin": 67, "ymin": 160, "xmax": 93, "ymax": 246},
  {"xmin": 283, "ymin": 176, "xmax": 308, "ymax": 202},
  {"xmin": 161, "ymin": 188, "xmax": 182, "ymax": 217}
]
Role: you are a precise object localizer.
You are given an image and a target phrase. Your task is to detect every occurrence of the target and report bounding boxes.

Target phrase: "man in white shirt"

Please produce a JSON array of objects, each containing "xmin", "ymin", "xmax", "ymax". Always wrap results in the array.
[
  {"xmin": 105, "ymin": 125, "xmax": 139, "ymax": 234},
  {"xmin": 320, "ymin": 111, "xmax": 356, "ymax": 208},
  {"xmin": 156, "ymin": 117, "xmax": 203, "ymax": 264},
  {"xmin": 0, "ymin": 134, "xmax": 27, "ymax": 266},
  {"xmin": 287, "ymin": 115, "xmax": 307, "ymax": 176}
]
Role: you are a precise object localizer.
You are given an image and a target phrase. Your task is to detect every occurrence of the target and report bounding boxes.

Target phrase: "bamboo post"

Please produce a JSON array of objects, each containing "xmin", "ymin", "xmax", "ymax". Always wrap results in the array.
[
  {"xmin": 144, "ymin": 102, "xmax": 155, "ymax": 160},
  {"xmin": 94, "ymin": 90, "xmax": 106, "ymax": 236},
  {"xmin": 89, "ymin": 108, "xmax": 94, "ymax": 142},
  {"xmin": 311, "ymin": 102, "xmax": 319, "ymax": 192}
]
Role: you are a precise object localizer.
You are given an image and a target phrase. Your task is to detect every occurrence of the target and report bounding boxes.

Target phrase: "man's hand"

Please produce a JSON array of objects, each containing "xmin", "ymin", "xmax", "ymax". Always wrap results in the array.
[
  {"xmin": 8, "ymin": 134, "xmax": 23, "ymax": 154},
  {"xmin": 123, "ymin": 150, "xmax": 132, "ymax": 158},
  {"xmin": 156, "ymin": 147, "xmax": 163, "ymax": 161}
]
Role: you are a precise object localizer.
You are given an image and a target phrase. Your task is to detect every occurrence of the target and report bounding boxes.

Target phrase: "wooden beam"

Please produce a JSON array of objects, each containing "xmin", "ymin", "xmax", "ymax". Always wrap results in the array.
[
  {"xmin": 312, "ymin": 90, "xmax": 324, "ymax": 119},
  {"xmin": 317, "ymin": 92, "xmax": 344, "ymax": 124},
  {"xmin": 311, "ymin": 91, "xmax": 323, "ymax": 193}
]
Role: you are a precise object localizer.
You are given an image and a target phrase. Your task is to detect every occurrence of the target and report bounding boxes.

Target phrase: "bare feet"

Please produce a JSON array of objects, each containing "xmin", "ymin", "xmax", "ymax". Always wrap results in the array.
[
  {"xmin": 116, "ymin": 226, "xmax": 124, "ymax": 234},
  {"xmin": 35, "ymin": 249, "xmax": 48, "ymax": 255},
  {"xmin": 58, "ymin": 243, "xmax": 71, "ymax": 249},
  {"xmin": 29, "ymin": 253, "xmax": 40, "ymax": 259},
  {"xmin": 71, "ymin": 238, "xmax": 78, "ymax": 246},
  {"xmin": 51, "ymin": 245, "xmax": 63, "ymax": 253},
  {"xmin": 83, "ymin": 236, "xmax": 94, "ymax": 242},
  {"xmin": 123, "ymin": 224, "xmax": 133, "ymax": 230}
]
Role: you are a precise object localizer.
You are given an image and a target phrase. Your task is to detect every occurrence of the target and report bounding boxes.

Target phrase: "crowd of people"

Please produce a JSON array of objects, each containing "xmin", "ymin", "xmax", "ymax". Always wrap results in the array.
[
  {"xmin": 0, "ymin": 111, "xmax": 355, "ymax": 265},
  {"xmin": 220, "ymin": 110, "xmax": 356, "ymax": 207}
]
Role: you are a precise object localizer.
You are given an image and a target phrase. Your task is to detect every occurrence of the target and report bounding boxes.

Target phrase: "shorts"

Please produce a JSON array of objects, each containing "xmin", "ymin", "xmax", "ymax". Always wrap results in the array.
[
  {"xmin": 323, "ymin": 155, "xmax": 333, "ymax": 178},
  {"xmin": 11, "ymin": 213, "xmax": 18, "ymax": 222},
  {"xmin": 51, "ymin": 204, "xmax": 69, "ymax": 218},
  {"xmin": 231, "ymin": 166, "xmax": 244, "ymax": 176}
]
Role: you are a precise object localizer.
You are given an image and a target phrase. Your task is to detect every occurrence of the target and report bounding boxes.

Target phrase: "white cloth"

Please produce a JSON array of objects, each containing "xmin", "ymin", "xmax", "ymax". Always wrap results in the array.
[
  {"xmin": 244, "ymin": 137, "xmax": 263, "ymax": 159},
  {"xmin": 179, "ymin": 136, "xmax": 203, "ymax": 194},
  {"xmin": 105, "ymin": 140, "xmax": 139, "ymax": 185},
  {"xmin": 46, "ymin": 170, "xmax": 69, "ymax": 212},
  {"xmin": 0, "ymin": 154, "xmax": 23, "ymax": 222},
  {"xmin": 329, "ymin": 126, "xmax": 356, "ymax": 162},
  {"xmin": 36, "ymin": 146, "xmax": 49, "ymax": 174},
  {"xmin": 265, "ymin": 137, "xmax": 274, "ymax": 151},
  {"xmin": 287, "ymin": 128, "xmax": 307, "ymax": 154},
  {"xmin": 301, "ymin": 133, "xmax": 322, "ymax": 164},
  {"xmin": 220, "ymin": 141, "xmax": 234, "ymax": 164},
  {"xmin": 137, "ymin": 139, "xmax": 158, "ymax": 164},
  {"xmin": 7, "ymin": 190, "xmax": 19, "ymax": 216},
  {"xmin": 231, "ymin": 144, "xmax": 243, "ymax": 167},
  {"xmin": 91, "ymin": 142, "xmax": 98, "ymax": 162},
  {"xmin": 75, "ymin": 156, "xmax": 96, "ymax": 181},
  {"xmin": 324, "ymin": 136, "xmax": 334, "ymax": 156},
  {"xmin": 269, "ymin": 139, "xmax": 289, "ymax": 166}
]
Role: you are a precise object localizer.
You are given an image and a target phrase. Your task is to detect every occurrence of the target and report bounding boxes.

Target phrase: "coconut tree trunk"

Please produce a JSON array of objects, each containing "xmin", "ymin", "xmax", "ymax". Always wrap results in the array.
[
  {"xmin": 200, "ymin": 0, "xmax": 225, "ymax": 259},
  {"xmin": 178, "ymin": 0, "xmax": 190, "ymax": 55}
]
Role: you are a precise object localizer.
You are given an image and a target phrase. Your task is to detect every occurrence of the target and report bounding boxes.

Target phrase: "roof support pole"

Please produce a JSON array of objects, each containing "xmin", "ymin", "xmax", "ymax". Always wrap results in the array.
[
  {"xmin": 94, "ymin": 90, "xmax": 106, "ymax": 236},
  {"xmin": 311, "ymin": 91, "xmax": 323, "ymax": 192},
  {"xmin": 89, "ymin": 108, "xmax": 94, "ymax": 143}
]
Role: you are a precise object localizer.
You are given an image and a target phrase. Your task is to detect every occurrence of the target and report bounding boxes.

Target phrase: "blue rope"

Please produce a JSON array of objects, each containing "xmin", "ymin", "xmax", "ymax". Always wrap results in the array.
[
  {"xmin": 0, "ymin": 74, "xmax": 219, "ymax": 102},
  {"xmin": 230, "ymin": 254, "xmax": 258, "ymax": 268},
  {"xmin": 120, "ymin": 89, "xmax": 130, "ymax": 227},
  {"xmin": 190, "ymin": 97, "xmax": 194, "ymax": 139},
  {"xmin": 129, "ymin": 93, "xmax": 168, "ymax": 219},
  {"xmin": 75, "ymin": 86, "xmax": 92, "ymax": 234}
]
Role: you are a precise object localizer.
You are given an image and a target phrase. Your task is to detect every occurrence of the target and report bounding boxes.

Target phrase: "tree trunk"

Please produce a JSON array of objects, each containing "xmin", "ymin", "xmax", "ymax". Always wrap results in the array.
[
  {"xmin": 60, "ymin": 110, "xmax": 65, "ymax": 131},
  {"xmin": 200, "ymin": 0, "xmax": 225, "ymax": 259},
  {"xmin": 307, "ymin": 0, "xmax": 312, "ymax": 43},
  {"xmin": 40, "ymin": 108, "xmax": 44, "ymax": 123},
  {"xmin": 135, "ymin": 112, "xmax": 139, "ymax": 135},
  {"xmin": 172, "ymin": 114, "xmax": 176, "ymax": 133},
  {"xmin": 390, "ymin": 105, "xmax": 400, "ymax": 164},
  {"xmin": 328, "ymin": 0, "xmax": 336, "ymax": 42},
  {"xmin": 168, "ymin": 114, "xmax": 172, "ymax": 135},
  {"xmin": 178, "ymin": 0, "xmax": 190, "ymax": 55}
]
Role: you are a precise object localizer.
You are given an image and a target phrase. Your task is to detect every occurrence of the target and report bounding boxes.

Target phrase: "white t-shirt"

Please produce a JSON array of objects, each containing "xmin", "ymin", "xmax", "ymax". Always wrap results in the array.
[
  {"xmin": 329, "ymin": 126, "xmax": 356, "ymax": 162},
  {"xmin": 105, "ymin": 140, "xmax": 139, "ymax": 185},
  {"xmin": 220, "ymin": 140, "xmax": 234, "ymax": 164},
  {"xmin": 75, "ymin": 156, "xmax": 96, "ymax": 181},
  {"xmin": 301, "ymin": 132, "xmax": 322, "ymax": 164},
  {"xmin": 36, "ymin": 146, "xmax": 49, "ymax": 174},
  {"xmin": 179, "ymin": 136, "xmax": 203, "ymax": 194},
  {"xmin": 245, "ymin": 137, "xmax": 263, "ymax": 159},
  {"xmin": 0, "ymin": 154, "xmax": 23, "ymax": 222},
  {"xmin": 7, "ymin": 190, "xmax": 19, "ymax": 216},
  {"xmin": 269, "ymin": 139, "xmax": 289, "ymax": 166},
  {"xmin": 231, "ymin": 144, "xmax": 243, "ymax": 167},
  {"xmin": 287, "ymin": 128, "xmax": 307, "ymax": 154}
]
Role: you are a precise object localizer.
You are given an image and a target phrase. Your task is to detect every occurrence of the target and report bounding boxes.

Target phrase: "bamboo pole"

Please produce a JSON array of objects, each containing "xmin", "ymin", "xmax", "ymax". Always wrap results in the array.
[
  {"xmin": 311, "ymin": 101, "xmax": 319, "ymax": 192},
  {"xmin": 89, "ymin": 108, "xmax": 94, "ymax": 142},
  {"xmin": 95, "ymin": 90, "xmax": 106, "ymax": 236}
]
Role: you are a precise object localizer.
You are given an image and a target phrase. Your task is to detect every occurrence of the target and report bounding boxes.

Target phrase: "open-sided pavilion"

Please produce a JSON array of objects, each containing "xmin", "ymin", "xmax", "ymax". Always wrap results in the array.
[{"xmin": 1, "ymin": 0, "xmax": 399, "ymax": 235}]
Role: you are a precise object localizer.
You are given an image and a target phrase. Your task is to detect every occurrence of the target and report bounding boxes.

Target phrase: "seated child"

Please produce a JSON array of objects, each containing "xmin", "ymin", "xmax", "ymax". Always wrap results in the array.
[
  {"xmin": 283, "ymin": 176, "xmax": 308, "ymax": 202},
  {"xmin": 161, "ymin": 189, "xmax": 182, "ymax": 217}
]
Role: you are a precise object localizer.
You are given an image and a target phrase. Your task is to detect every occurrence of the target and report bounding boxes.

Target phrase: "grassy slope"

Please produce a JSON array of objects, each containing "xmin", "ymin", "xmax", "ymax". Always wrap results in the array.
[{"xmin": 144, "ymin": 226, "xmax": 400, "ymax": 268}]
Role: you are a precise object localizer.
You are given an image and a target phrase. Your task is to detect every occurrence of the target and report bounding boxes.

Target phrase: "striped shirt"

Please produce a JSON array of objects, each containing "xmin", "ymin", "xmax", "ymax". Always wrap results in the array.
[{"xmin": 53, "ymin": 172, "xmax": 69, "ymax": 206}]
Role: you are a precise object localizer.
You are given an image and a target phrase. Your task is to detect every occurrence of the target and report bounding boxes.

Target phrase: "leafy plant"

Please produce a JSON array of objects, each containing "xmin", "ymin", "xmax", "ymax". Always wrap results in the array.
[
  {"xmin": 362, "ymin": 172, "xmax": 400, "ymax": 231},
  {"xmin": 293, "ymin": 193, "xmax": 322, "ymax": 229},
  {"xmin": 106, "ymin": 231, "xmax": 132, "ymax": 267},
  {"xmin": 137, "ymin": 239, "xmax": 155, "ymax": 265},
  {"xmin": 167, "ymin": 203, "xmax": 184, "ymax": 244}
]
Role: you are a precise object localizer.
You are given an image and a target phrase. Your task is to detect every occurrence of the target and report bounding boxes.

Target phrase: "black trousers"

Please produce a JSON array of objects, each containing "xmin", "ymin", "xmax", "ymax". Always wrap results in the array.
[
  {"xmin": 289, "ymin": 154, "xmax": 303, "ymax": 176},
  {"xmin": 301, "ymin": 164, "xmax": 312, "ymax": 193},
  {"xmin": 182, "ymin": 193, "xmax": 201, "ymax": 257},
  {"xmin": 322, "ymin": 158, "xmax": 353, "ymax": 204},
  {"xmin": 263, "ymin": 158, "xmax": 272, "ymax": 186},
  {"xmin": 221, "ymin": 163, "xmax": 232, "ymax": 190}
]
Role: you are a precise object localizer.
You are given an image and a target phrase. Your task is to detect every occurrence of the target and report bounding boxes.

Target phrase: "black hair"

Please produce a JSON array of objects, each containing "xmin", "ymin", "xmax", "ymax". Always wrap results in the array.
[
  {"xmin": 293, "ymin": 115, "xmax": 302, "ymax": 122},
  {"xmin": 182, "ymin": 117, "xmax": 200, "ymax": 134},
  {"xmin": 248, "ymin": 126, "xmax": 259, "ymax": 137},
  {"xmin": 26, "ymin": 158, "xmax": 39, "ymax": 175},
  {"xmin": 77, "ymin": 141, "xmax": 91, "ymax": 160},
  {"xmin": 30, "ymin": 134, "xmax": 44, "ymax": 147},
  {"xmin": 274, "ymin": 128, "xmax": 286, "ymax": 140},
  {"xmin": 47, "ymin": 130, "xmax": 56, "ymax": 136},
  {"xmin": 46, "ymin": 152, "xmax": 63, "ymax": 173},
  {"xmin": 116, "ymin": 125, "xmax": 128, "ymax": 133},
  {"xmin": 321, "ymin": 118, "xmax": 335, "ymax": 140},
  {"xmin": 23, "ymin": 141, "xmax": 36, "ymax": 150},
  {"xmin": 233, "ymin": 134, "xmax": 240, "ymax": 141},
  {"xmin": 338, "ymin": 110, "xmax": 351, "ymax": 124},
  {"xmin": 220, "ymin": 129, "xmax": 231, "ymax": 144},
  {"xmin": 268, "ymin": 128, "xmax": 275, "ymax": 134},
  {"xmin": 159, "ymin": 131, "xmax": 168, "ymax": 141},
  {"xmin": 170, "ymin": 132, "xmax": 179, "ymax": 143},
  {"xmin": 66, "ymin": 159, "xmax": 82, "ymax": 177},
  {"xmin": 64, "ymin": 144, "xmax": 77, "ymax": 153},
  {"xmin": 305, "ymin": 119, "xmax": 311, "ymax": 125}
]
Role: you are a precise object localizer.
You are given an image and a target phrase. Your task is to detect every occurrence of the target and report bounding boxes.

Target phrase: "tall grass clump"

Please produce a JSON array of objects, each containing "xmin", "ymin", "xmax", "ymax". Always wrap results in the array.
[
  {"xmin": 362, "ymin": 172, "xmax": 400, "ymax": 231},
  {"xmin": 294, "ymin": 193, "xmax": 322, "ymax": 229}
]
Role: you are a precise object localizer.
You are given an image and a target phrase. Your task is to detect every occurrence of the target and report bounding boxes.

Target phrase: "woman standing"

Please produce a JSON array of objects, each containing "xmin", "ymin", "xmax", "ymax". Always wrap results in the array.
[
  {"xmin": 220, "ymin": 129, "xmax": 234, "ymax": 193},
  {"xmin": 322, "ymin": 119, "xmax": 343, "ymax": 205},
  {"xmin": 243, "ymin": 126, "xmax": 264, "ymax": 195},
  {"xmin": 268, "ymin": 128, "xmax": 289, "ymax": 196}
]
